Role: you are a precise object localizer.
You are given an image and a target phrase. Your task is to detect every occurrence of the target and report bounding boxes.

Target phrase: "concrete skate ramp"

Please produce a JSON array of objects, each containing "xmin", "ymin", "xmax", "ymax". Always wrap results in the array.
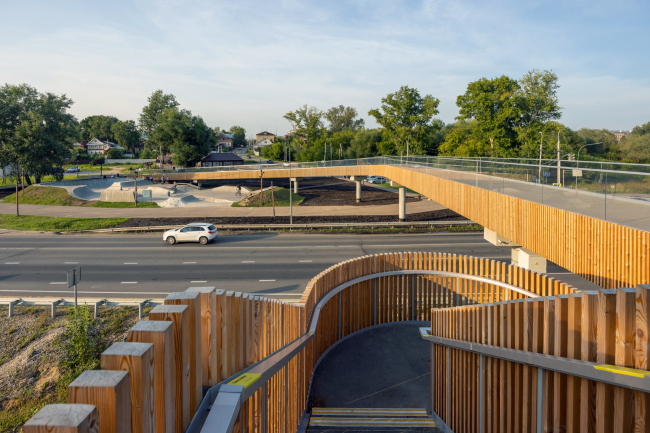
[{"xmin": 70, "ymin": 185, "xmax": 99, "ymax": 200}]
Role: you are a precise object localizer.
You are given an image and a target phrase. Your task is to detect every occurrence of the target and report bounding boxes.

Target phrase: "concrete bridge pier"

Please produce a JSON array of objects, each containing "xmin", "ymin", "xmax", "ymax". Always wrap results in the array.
[
  {"xmin": 390, "ymin": 180, "xmax": 407, "ymax": 221},
  {"xmin": 291, "ymin": 177, "xmax": 300, "ymax": 193},
  {"xmin": 351, "ymin": 176, "xmax": 366, "ymax": 202}
]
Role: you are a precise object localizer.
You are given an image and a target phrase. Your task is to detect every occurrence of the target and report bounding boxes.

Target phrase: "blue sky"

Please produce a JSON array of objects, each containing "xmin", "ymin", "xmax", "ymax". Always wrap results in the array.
[{"xmin": 1, "ymin": 0, "xmax": 649, "ymax": 136}]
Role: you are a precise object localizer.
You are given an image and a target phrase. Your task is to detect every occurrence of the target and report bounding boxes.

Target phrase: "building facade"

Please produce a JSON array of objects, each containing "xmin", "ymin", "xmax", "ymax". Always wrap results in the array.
[
  {"xmin": 255, "ymin": 131, "xmax": 276, "ymax": 142},
  {"xmin": 611, "ymin": 130, "xmax": 630, "ymax": 141},
  {"xmin": 86, "ymin": 138, "xmax": 124, "ymax": 155},
  {"xmin": 199, "ymin": 152, "xmax": 244, "ymax": 167}
]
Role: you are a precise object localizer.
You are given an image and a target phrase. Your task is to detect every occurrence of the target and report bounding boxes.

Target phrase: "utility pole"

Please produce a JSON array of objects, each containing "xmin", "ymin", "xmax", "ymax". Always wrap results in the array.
[
  {"xmin": 538, "ymin": 131, "xmax": 544, "ymax": 183},
  {"xmin": 557, "ymin": 129, "xmax": 564, "ymax": 184},
  {"xmin": 406, "ymin": 137, "xmax": 410, "ymax": 159},
  {"xmin": 260, "ymin": 169, "xmax": 264, "ymax": 205},
  {"xmin": 289, "ymin": 149, "xmax": 292, "ymax": 225},
  {"xmin": 15, "ymin": 167, "xmax": 19, "ymax": 217}
]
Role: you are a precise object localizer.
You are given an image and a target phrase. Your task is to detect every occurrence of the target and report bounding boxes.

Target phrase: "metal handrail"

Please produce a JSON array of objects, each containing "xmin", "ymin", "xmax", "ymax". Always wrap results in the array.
[{"xmin": 195, "ymin": 270, "xmax": 538, "ymax": 433}]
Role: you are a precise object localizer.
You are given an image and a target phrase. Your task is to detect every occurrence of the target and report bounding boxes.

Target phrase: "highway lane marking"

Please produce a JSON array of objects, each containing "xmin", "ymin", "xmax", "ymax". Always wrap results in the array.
[
  {"xmin": 121, "ymin": 282, "xmax": 138, "ymax": 284},
  {"xmin": 0, "ymin": 289, "xmax": 171, "ymax": 295},
  {"xmin": 259, "ymin": 280, "xmax": 276, "ymax": 282},
  {"xmin": 183, "ymin": 262, "xmax": 197, "ymax": 264},
  {"xmin": 50, "ymin": 282, "xmax": 66, "ymax": 285},
  {"xmin": 124, "ymin": 262, "xmax": 138, "ymax": 265},
  {"xmin": 191, "ymin": 280, "xmax": 208, "ymax": 283},
  {"xmin": 4, "ymin": 262, "xmax": 20, "ymax": 264},
  {"xmin": 298, "ymin": 260, "xmax": 313, "ymax": 262},
  {"xmin": 64, "ymin": 262, "xmax": 80, "ymax": 264},
  {"xmin": 242, "ymin": 260, "xmax": 256, "ymax": 263}
]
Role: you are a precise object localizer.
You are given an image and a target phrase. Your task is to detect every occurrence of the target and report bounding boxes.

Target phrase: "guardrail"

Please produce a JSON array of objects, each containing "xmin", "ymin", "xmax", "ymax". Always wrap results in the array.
[
  {"xmin": 88, "ymin": 220, "xmax": 477, "ymax": 233},
  {"xmin": 0, "ymin": 296, "xmax": 162, "ymax": 318},
  {"xmin": 425, "ymin": 285, "xmax": 650, "ymax": 433}
]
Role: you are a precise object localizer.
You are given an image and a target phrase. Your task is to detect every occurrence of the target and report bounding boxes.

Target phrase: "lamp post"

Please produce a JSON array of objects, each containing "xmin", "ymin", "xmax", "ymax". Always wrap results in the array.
[
  {"xmin": 556, "ymin": 129, "xmax": 564, "ymax": 184},
  {"xmin": 538, "ymin": 131, "xmax": 544, "ymax": 183},
  {"xmin": 575, "ymin": 142, "xmax": 601, "ymax": 191}
]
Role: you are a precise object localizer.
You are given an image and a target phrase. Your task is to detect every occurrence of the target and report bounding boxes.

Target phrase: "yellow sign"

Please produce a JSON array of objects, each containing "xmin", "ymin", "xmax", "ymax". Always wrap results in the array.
[
  {"xmin": 594, "ymin": 364, "xmax": 650, "ymax": 378},
  {"xmin": 229, "ymin": 373, "xmax": 261, "ymax": 389}
]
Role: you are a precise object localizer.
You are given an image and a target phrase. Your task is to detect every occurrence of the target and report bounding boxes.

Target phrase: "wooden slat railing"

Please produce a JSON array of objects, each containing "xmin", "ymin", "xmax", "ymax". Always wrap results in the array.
[{"xmin": 429, "ymin": 285, "xmax": 650, "ymax": 433}]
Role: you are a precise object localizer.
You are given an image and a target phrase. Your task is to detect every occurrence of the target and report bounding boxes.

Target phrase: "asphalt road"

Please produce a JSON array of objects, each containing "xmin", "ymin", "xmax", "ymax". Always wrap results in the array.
[{"xmin": 0, "ymin": 232, "xmax": 601, "ymax": 300}]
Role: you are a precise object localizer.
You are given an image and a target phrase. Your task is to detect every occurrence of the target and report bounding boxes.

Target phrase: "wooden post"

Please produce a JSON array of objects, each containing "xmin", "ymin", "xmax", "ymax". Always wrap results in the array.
[
  {"xmin": 24, "ymin": 404, "xmax": 98, "ymax": 433},
  {"xmin": 186, "ymin": 286, "xmax": 218, "ymax": 386},
  {"xmin": 566, "ymin": 293, "xmax": 582, "ymax": 433},
  {"xmin": 67, "ymin": 370, "xmax": 131, "ymax": 433},
  {"xmin": 614, "ymin": 287, "xmax": 636, "ymax": 432},
  {"xmin": 580, "ymin": 291, "xmax": 599, "ymax": 433},
  {"xmin": 100, "ymin": 342, "xmax": 155, "ymax": 433},
  {"xmin": 148, "ymin": 305, "xmax": 191, "ymax": 432},
  {"xmin": 596, "ymin": 289, "xmax": 617, "ymax": 433},
  {"xmin": 635, "ymin": 285, "xmax": 650, "ymax": 432},
  {"xmin": 128, "ymin": 321, "xmax": 175, "ymax": 433},
  {"xmin": 164, "ymin": 291, "xmax": 203, "ymax": 413}
]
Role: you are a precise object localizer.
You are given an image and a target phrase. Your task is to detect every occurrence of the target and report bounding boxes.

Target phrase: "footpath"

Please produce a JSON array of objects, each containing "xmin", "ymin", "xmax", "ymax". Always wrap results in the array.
[{"xmin": 0, "ymin": 200, "xmax": 445, "ymax": 218}]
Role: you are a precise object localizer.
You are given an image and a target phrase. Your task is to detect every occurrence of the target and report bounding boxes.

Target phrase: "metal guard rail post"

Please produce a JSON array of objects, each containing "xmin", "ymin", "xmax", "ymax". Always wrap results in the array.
[{"xmin": 195, "ymin": 270, "xmax": 538, "ymax": 433}]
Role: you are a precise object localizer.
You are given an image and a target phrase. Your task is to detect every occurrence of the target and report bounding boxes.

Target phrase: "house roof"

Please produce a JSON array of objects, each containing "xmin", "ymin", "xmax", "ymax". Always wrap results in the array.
[
  {"xmin": 256, "ymin": 131, "xmax": 275, "ymax": 136},
  {"xmin": 218, "ymin": 134, "xmax": 234, "ymax": 140},
  {"xmin": 201, "ymin": 152, "xmax": 244, "ymax": 162}
]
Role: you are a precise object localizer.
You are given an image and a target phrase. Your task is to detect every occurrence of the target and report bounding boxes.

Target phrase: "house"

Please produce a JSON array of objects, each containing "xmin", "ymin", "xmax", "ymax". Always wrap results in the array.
[
  {"xmin": 73, "ymin": 141, "xmax": 88, "ymax": 149},
  {"xmin": 610, "ymin": 130, "xmax": 630, "ymax": 142},
  {"xmin": 198, "ymin": 152, "xmax": 244, "ymax": 167},
  {"xmin": 255, "ymin": 131, "xmax": 275, "ymax": 142},
  {"xmin": 252, "ymin": 138, "xmax": 275, "ymax": 156},
  {"xmin": 86, "ymin": 138, "xmax": 124, "ymax": 155},
  {"xmin": 217, "ymin": 134, "xmax": 234, "ymax": 150}
]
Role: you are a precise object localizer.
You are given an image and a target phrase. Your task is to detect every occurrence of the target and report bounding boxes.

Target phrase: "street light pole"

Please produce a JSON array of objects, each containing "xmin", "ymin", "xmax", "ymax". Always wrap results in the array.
[
  {"xmin": 538, "ymin": 132, "xmax": 544, "ymax": 183},
  {"xmin": 557, "ymin": 129, "xmax": 564, "ymax": 184},
  {"xmin": 289, "ymin": 146, "xmax": 292, "ymax": 225}
]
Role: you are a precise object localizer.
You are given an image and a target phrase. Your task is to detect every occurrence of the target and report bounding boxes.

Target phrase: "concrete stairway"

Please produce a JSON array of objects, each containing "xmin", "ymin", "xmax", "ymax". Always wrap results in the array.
[{"xmin": 308, "ymin": 408, "xmax": 438, "ymax": 431}]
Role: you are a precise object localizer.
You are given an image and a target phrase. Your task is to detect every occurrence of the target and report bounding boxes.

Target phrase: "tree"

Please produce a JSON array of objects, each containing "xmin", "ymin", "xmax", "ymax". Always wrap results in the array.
[
  {"xmin": 325, "ymin": 106, "xmax": 365, "ymax": 132},
  {"xmin": 620, "ymin": 128, "xmax": 650, "ymax": 163},
  {"xmin": 0, "ymin": 84, "xmax": 77, "ymax": 186},
  {"xmin": 80, "ymin": 115, "xmax": 119, "ymax": 141},
  {"xmin": 229, "ymin": 126, "xmax": 246, "ymax": 147},
  {"xmin": 151, "ymin": 107, "xmax": 215, "ymax": 167},
  {"xmin": 515, "ymin": 70, "xmax": 562, "ymax": 149},
  {"xmin": 575, "ymin": 128, "xmax": 619, "ymax": 158},
  {"xmin": 106, "ymin": 148, "xmax": 123, "ymax": 159},
  {"xmin": 631, "ymin": 122, "xmax": 650, "ymax": 136},
  {"xmin": 456, "ymin": 76, "xmax": 521, "ymax": 157},
  {"xmin": 346, "ymin": 129, "xmax": 382, "ymax": 158},
  {"xmin": 283, "ymin": 105, "xmax": 325, "ymax": 145},
  {"xmin": 368, "ymin": 86, "xmax": 441, "ymax": 155},
  {"xmin": 439, "ymin": 120, "xmax": 489, "ymax": 157},
  {"xmin": 139, "ymin": 90, "xmax": 179, "ymax": 137},
  {"xmin": 111, "ymin": 120, "xmax": 140, "ymax": 154}
]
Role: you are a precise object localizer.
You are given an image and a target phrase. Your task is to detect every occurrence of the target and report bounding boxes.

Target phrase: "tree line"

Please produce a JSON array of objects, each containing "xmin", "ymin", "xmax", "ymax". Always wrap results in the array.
[{"xmin": 267, "ymin": 70, "xmax": 649, "ymax": 164}]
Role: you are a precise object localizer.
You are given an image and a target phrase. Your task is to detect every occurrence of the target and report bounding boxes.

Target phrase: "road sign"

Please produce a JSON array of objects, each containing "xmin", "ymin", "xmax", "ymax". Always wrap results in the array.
[
  {"xmin": 143, "ymin": 189, "xmax": 152, "ymax": 198},
  {"xmin": 572, "ymin": 169, "xmax": 583, "ymax": 177},
  {"xmin": 543, "ymin": 172, "xmax": 551, "ymax": 177},
  {"xmin": 67, "ymin": 266, "xmax": 81, "ymax": 288}
]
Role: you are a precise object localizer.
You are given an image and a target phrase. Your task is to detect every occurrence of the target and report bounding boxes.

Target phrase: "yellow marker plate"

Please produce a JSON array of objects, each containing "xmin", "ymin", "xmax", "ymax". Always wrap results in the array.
[
  {"xmin": 594, "ymin": 365, "xmax": 650, "ymax": 378},
  {"xmin": 229, "ymin": 373, "xmax": 261, "ymax": 389}
]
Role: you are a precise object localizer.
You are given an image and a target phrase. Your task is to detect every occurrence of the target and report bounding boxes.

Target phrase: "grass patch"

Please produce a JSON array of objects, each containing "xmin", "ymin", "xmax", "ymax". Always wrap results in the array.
[
  {"xmin": 231, "ymin": 187, "xmax": 304, "ymax": 207},
  {"xmin": 91, "ymin": 201, "xmax": 159, "ymax": 208},
  {"xmin": 3, "ymin": 186, "xmax": 87, "ymax": 206},
  {"xmin": 0, "ymin": 214, "xmax": 129, "ymax": 231},
  {"xmin": 0, "ymin": 175, "xmax": 90, "ymax": 188},
  {"xmin": 377, "ymin": 183, "xmax": 418, "ymax": 194}
]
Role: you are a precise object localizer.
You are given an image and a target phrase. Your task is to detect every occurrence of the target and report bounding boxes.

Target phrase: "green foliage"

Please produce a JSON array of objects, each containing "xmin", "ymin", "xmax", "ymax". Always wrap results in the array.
[
  {"xmin": 0, "ymin": 214, "xmax": 130, "ymax": 231},
  {"xmin": 346, "ymin": 129, "xmax": 382, "ymax": 158},
  {"xmin": 515, "ymin": 69, "xmax": 562, "ymax": 148},
  {"xmin": 152, "ymin": 107, "xmax": 216, "ymax": 167},
  {"xmin": 284, "ymin": 105, "xmax": 325, "ymax": 145},
  {"xmin": 632, "ymin": 122, "xmax": 650, "ymax": 136},
  {"xmin": 325, "ymin": 105, "xmax": 365, "ymax": 132},
  {"xmin": 368, "ymin": 85, "xmax": 441, "ymax": 155},
  {"xmin": 575, "ymin": 128, "xmax": 618, "ymax": 158},
  {"xmin": 80, "ymin": 115, "xmax": 119, "ymax": 142},
  {"xmin": 261, "ymin": 142, "xmax": 286, "ymax": 160},
  {"xmin": 60, "ymin": 307, "xmax": 102, "ymax": 382},
  {"xmin": 0, "ymin": 83, "xmax": 77, "ymax": 184},
  {"xmin": 619, "ymin": 133, "xmax": 650, "ymax": 163},
  {"xmin": 439, "ymin": 120, "xmax": 489, "ymax": 157},
  {"xmin": 106, "ymin": 148, "xmax": 123, "ymax": 159},
  {"xmin": 139, "ymin": 90, "xmax": 179, "ymax": 137},
  {"xmin": 111, "ymin": 120, "xmax": 141, "ymax": 153},
  {"xmin": 229, "ymin": 126, "xmax": 247, "ymax": 147}
]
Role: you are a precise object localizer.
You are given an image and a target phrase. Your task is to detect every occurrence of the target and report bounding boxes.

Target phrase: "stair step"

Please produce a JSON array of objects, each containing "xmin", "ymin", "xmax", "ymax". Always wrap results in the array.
[
  {"xmin": 309, "ymin": 417, "xmax": 436, "ymax": 428},
  {"xmin": 312, "ymin": 408, "xmax": 428, "ymax": 417}
]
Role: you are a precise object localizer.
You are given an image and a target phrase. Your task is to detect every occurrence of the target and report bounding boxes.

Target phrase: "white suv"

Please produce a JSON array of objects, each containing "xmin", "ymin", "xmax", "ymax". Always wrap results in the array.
[{"xmin": 163, "ymin": 223, "xmax": 218, "ymax": 245}]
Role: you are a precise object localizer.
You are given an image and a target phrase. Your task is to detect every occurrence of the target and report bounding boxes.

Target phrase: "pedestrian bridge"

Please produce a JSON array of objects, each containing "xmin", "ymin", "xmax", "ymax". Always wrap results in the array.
[
  {"xmin": 146, "ymin": 156, "xmax": 650, "ymax": 289},
  {"xmin": 25, "ymin": 252, "xmax": 650, "ymax": 433}
]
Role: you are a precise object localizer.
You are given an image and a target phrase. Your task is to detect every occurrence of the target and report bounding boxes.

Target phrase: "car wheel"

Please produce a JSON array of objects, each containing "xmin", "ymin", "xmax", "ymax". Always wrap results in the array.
[
  {"xmin": 199, "ymin": 236, "xmax": 209, "ymax": 245},
  {"xmin": 167, "ymin": 236, "xmax": 176, "ymax": 245}
]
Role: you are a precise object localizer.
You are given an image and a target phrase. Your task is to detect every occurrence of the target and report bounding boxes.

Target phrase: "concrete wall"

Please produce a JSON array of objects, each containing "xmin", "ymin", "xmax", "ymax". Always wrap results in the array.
[{"xmin": 100, "ymin": 189, "xmax": 135, "ymax": 202}]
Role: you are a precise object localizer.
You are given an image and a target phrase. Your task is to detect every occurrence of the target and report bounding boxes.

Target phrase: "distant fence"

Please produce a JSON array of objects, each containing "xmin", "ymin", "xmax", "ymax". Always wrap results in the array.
[{"xmin": 105, "ymin": 158, "xmax": 157, "ymax": 164}]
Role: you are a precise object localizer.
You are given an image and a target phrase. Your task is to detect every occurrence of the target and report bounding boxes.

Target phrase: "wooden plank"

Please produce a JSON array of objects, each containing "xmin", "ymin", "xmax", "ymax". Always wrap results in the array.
[
  {"xmin": 565, "ymin": 293, "xmax": 582, "ymax": 433},
  {"xmin": 128, "ymin": 320, "xmax": 175, "ymax": 433},
  {"xmin": 614, "ymin": 287, "xmax": 636, "ymax": 433},
  {"xmin": 164, "ymin": 291, "xmax": 202, "ymax": 414},
  {"xmin": 24, "ymin": 404, "xmax": 99, "ymax": 433},
  {"xmin": 67, "ymin": 370, "xmax": 131, "ymax": 433},
  {"xmin": 596, "ymin": 289, "xmax": 617, "ymax": 433},
  {"xmin": 635, "ymin": 285, "xmax": 650, "ymax": 432},
  {"xmin": 148, "ymin": 305, "xmax": 191, "ymax": 432},
  {"xmin": 553, "ymin": 294, "xmax": 568, "ymax": 432},
  {"xmin": 542, "ymin": 296, "xmax": 555, "ymax": 433},
  {"xmin": 580, "ymin": 291, "xmax": 599, "ymax": 433},
  {"xmin": 100, "ymin": 342, "xmax": 155, "ymax": 433},
  {"xmin": 186, "ymin": 287, "xmax": 218, "ymax": 386}
]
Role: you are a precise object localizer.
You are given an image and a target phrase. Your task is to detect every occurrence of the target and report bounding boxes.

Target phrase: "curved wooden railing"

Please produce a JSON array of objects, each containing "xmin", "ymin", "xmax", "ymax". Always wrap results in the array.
[{"xmin": 23, "ymin": 253, "xmax": 577, "ymax": 433}]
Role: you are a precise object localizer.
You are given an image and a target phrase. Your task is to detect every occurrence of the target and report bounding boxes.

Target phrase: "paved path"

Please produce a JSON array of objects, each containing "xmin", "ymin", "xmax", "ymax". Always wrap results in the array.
[
  {"xmin": 0, "ymin": 233, "xmax": 603, "ymax": 300},
  {"xmin": 309, "ymin": 323, "xmax": 432, "ymax": 410},
  {"xmin": 0, "ymin": 199, "xmax": 444, "ymax": 218}
]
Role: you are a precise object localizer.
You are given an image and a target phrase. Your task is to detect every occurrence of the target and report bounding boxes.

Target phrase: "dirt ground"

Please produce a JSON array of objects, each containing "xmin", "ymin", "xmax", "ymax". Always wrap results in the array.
[
  {"xmin": 0, "ymin": 306, "xmax": 142, "ymax": 433},
  {"xmin": 114, "ymin": 209, "xmax": 467, "ymax": 228}
]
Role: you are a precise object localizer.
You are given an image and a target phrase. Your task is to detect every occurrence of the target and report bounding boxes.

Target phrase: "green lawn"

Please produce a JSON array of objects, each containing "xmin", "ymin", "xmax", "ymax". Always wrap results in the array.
[
  {"xmin": 231, "ymin": 187, "xmax": 304, "ymax": 207},
  {"xmin": 3, "ymin": 186, "xmax": 159, "ymax": 208},
  {"xmin": 0, "ymin": 214, "xmax": 129, "ymax": 231},
  {"xmin": 0, "ymin": 175, "xmax": 90, "ymax": 187},
  {"xmin": 377, "ymin": 183, "xmax": 418, "ymax": 194}
]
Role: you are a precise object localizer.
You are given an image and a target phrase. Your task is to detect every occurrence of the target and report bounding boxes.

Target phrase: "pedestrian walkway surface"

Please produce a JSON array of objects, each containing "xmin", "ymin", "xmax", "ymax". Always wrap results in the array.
[{"xmin": 309, "ymin": 323, "xmax": 431, "ymax": 410}]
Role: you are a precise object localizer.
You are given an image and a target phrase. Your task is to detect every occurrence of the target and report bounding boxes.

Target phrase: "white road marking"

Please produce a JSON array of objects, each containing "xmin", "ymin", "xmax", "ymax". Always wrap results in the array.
[
  {"xmin": 0, "ymin": 289, "xmax": 170, "ymax": 295},
  {"xmin": 259, "ymin": 280, "xmax": 276, "ymax": 282},
  {"xmin": 121, "ymin": 282, "xmax": 138, "ymax": 284},
  {"xmin": 50, "ymin": 282, "xmax": 66, "ymax": 285},
  {"xmin": 298, "ymin": 260, "xmax": 313, "ymax": 262},
  {"xmin": 242, "ymin": 260, "xmax": 255, "ymax": 263},
  {"xmin": 124, "ymin": 262, "xmax": 138, "ymax": 265},
  {"xmin": 191, "ymin": 280, "xmax": 208, "ymax": 283},
  {"xmin": 64, "ymin": 262, "xmax": 79, "ymax": 264},
  {"xmin": 183, "ymin": 262, "xmax": 197, "ymax": 264},
  {"xmin": 4, "ymin": 262, "xmax": 20, "ymax": 264}
]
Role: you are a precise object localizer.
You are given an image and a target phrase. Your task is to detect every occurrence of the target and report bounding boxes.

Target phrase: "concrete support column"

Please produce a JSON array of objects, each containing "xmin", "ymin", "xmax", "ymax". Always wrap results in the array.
[
  {"xmin": 398, "ymin": 187, "xmax": 406, "ymax": 221},
  {"xmin": 291, "ymin": 178, "xmax": 300, "ymax": 193},
  {"xmin": 356, "ymin": 181, "xmax": 362, "ymax": 202}
]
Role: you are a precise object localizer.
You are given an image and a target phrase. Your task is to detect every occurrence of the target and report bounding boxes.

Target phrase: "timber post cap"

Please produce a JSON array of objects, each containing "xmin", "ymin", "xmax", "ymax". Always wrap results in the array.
[
  {"xmin": 129, "ymin": 320, "xmax": 173, "ymax": 332},
  {"xmin": 101, "ymin": 341, "xmax": 153, "ymax": 357},
  {"xmin": 185, "ymin": 286, "xmax": 217, "ymax": 293},
  {"xmin": 165, "ymin": 291, "xmax": 200, "ymax": 301},
  {"xmin": 69, "ymin": 370, "xmax": 129, "ymax": 388},
  {"xmin": 149, "ymin": 304, "xmax": 188, "ymax": 315},
  {"xmin": 24, "ymin": 404, "xmax": 98, "ymax": 427}
]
